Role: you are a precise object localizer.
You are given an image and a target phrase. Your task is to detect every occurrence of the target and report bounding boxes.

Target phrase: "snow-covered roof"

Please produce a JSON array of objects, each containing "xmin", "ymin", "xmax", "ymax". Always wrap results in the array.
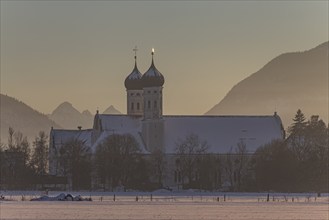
[
  {"xmin": 91, "ymin": 130, "xmax": 148, "ymax": 154},
  {"xmin": 162, "ymin": 115, "xmax": 283, "ymax": 154},
  {"xmin": 50, "ymin": 129, "xmax": 93, "ymax": 149},
  {"xmin": 141, "ymin": 59, "xmax": 165, "ymax": 87},
  {"xmin": 98, "ymin": 114, "xmax": 142, "ymax": 132},
  {"xmin": 92, "ymin": 114, "xmax": 148, "ymax": 153},
  {"xmin": 124, "ymin": 61, "xmax": 143, "ymax": 90},
  {"xmin": 93, "ymin": 114, "xmax": 284, "ymax": 154}
]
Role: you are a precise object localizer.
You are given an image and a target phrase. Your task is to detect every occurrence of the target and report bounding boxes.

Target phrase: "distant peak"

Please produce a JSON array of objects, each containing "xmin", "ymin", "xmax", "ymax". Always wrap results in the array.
[
  {"xmin": 58, "ymin": 101, "xmax": 73, "ymax": 108},
  {"xmin": 103, "ymin": 105, "xmax": 121, "ymax": 114},
  {"xmin": 82, "ymin": 110, "xmax": 92, "ymax": 117},
  {"xmin": 52, "ymin": 101, "xmax": 79, "ymax": 115},
  {"xmin": 82, "ymin": 109, "xmax": 91, "ymax": 114}
]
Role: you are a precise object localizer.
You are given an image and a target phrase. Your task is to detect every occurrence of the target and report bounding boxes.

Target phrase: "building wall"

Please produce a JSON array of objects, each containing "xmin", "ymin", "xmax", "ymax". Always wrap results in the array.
[
  {"xmin": 143, "ymin": 86, "xmax": 163, "ymax": 120},
  {"xmin": 127, "ymin": 89, "xmax": 144, "ymax": 116},
  {"xmin": 142, "ymin": 119, "xmax": 164, "ymax": 152}
]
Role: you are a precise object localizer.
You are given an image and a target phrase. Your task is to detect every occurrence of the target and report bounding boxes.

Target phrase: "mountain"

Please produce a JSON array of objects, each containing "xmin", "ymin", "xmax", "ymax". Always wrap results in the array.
[
  {"xmin": 49, "ymin": 102, "xmax": 93, "ymax": 130},
  {"xmin": 103, "ymin": 105, "xmax": 121, "ymax": 114},
  {"xmin": 82, "ymin": 110, "xmax": 93, "ymax": 118},
  {"xmin": 206, "ymin": 42, "xmax": 328, "ymax": 127},
  {"xmin": 0, "ymin": 94, "xmax": 60, "ymax": 142}
]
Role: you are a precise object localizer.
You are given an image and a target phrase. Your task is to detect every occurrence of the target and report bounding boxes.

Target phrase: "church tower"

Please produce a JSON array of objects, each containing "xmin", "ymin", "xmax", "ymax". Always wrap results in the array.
[
  {"xmin": 124, "ymin": 48, "xmax": 144, "ymax": 116},
  {"xmin": 141, "ymin": 49, "xmax": 165, "ymax": 152}
]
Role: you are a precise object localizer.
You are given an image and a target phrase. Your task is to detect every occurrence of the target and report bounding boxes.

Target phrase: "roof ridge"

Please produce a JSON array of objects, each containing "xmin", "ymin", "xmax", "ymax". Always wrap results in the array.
[
  {"xmin": 98, "ymin": 114, "xmax": 277, "ymax": 118},
  {"xmin": 52, "ymin": 128, "xmax": 93, "ymax": 132},
  {"xmin": 163, "ymin": 115, "xmax": 276, "ymax": 118}
]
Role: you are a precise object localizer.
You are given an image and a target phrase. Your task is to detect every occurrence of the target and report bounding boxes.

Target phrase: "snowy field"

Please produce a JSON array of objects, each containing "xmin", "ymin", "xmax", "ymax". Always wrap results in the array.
[{"xmin": 1, "ymin": 191, "xmax": 328, "ymax": 220}]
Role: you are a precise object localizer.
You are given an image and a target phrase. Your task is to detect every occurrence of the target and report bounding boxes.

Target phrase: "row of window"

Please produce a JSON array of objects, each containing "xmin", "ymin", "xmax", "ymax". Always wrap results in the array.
[
  {"xmin": 130, "ymin": 90, "xmax": 162, "ymax": 96},
  {"xmin": 147, "ymin": 100, "xmax": 157, "ymax": 109},
  {"xmin": 131, "ymin": 102, "xmax": 140, "ymax": 110},
  {"xmin": 130, "ymin": 100, "xmax": 162, "ymax": 111}
]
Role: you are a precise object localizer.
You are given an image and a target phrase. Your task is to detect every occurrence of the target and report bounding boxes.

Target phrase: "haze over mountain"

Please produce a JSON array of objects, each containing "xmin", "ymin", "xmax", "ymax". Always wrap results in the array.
[
  {"xmin": 48, "ymin": 102, "xmax": 122, "ymax": 130},
  {"xmin": 206, "ymin": 42, "xmax": 328, "ymax": 127},
  {"xmin": 48, "ymin": 102, "xmax": 94, "ymax": 130},
  {"xmin": 0, "ymin": 94, "xmax": 60, "ymax": 142},
  {"xmin": 103, "ymin": 105, "xmax": 121, "ymax": 114}
]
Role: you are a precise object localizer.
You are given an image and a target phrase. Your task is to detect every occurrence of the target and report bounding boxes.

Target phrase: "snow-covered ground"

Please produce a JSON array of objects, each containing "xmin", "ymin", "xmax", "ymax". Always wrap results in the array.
[{"xmin": 0, "ymin": 191, "xmax": 328, "ymax": 220}]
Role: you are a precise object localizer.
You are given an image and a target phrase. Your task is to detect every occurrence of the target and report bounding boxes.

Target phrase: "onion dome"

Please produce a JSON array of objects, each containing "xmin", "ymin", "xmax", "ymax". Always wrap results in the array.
[
  {"xmin": 141, "ymin": 49, "xmax": 165, "ymax": 87},
  {"xmin": 124, "ymin": 56, "xmax": 143, "ymax": 90}
]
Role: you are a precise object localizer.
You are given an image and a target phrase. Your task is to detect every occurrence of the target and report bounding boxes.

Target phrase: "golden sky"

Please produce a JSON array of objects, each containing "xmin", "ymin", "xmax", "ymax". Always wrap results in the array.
[{"xmin": 1, "ymin": 1, "xmax": 328, "ymax": 115}]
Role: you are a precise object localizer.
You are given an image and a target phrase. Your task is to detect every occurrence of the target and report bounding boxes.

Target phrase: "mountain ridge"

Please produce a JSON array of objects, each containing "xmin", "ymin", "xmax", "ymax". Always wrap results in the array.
[
  {"xmin": 0, "ymin": 94, "xmax": 61, "ymax": 142},
  {"xmin": 206, "ymin": 41, "xmax": 328, "ymax": 126}
]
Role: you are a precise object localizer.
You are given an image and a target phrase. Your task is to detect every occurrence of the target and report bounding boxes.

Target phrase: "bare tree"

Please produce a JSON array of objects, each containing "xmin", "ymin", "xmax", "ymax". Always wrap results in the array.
[
  {"xmin": 234, "ymin": 141, "xmax": 249, "ymax": 191},
  {"xmin": 150, "ymin": 148, "xmax": 166, "ymax": 188},
  {"xmin": 3, "ymin": 127, "xmax": 33, "ymax": 189},
  {"xmin": 224, "ymin": 141, "xmax": 249, "ymax": 191},
  {"xmin": 95, "ymin": 134, "xmax": 142, "ymax": 190},
  {"xmin": 8, "ymin": 128, "xmax": 31, "ymax": 165},
  {"xmin": 31, "ymin": 131, "xmax": 48, "ymax": 175},
  {"xmin": 224, "ymin": 147, "xmax": 235, "ymax": 190},
  {"xmin": 175, "ymin": 133, "xmax": 209, "ymax": 188},
  {"xmin": 59, "ymin": 138, "xmax": 92, "ymax": 190}
]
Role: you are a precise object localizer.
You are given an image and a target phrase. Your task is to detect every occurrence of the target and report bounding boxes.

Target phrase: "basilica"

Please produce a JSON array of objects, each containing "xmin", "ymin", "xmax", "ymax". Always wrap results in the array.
[{"xmin": 49, "ymin": 49, "xmax": 285, "ymax": 189}]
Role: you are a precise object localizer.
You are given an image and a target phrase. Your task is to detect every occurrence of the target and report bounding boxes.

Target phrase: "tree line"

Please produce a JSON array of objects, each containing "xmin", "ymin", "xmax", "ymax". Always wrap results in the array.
[
  {"xmin": 253, "ymin": 110, "xmax": 328, "ymax": 192},
  {"xmin": 0, "ymin": 128, "xmax": 48, "ymax": 189},
  {"xmin": 0, "ymin": 109, "xmax": 327, "ymax": 192}
]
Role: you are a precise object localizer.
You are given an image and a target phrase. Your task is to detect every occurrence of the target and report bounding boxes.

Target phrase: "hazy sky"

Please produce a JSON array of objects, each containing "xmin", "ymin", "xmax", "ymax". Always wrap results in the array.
[{"xmin": 1, "ymin": 1, "xmax": 328, "ymax": 115}]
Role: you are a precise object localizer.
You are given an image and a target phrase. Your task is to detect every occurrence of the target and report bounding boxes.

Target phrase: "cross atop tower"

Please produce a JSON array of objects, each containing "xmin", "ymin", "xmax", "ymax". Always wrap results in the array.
[{"xmin": 133, "ymin": 46, "xmax": 138, "ymax": 59}]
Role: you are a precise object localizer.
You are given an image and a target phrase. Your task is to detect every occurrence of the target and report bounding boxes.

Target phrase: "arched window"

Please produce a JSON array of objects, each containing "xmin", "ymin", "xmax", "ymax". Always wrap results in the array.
[
  {"xmin": 154, "ymin": 100, "xmax": 157, "ymax": 108},
  {"xmin": 131, "ymin": 102, "xmax": 134, "ymax": 110},
  {"xmin": 137, "ymin": 103, "xmax": 140, "ymax": 110},
  {"xmin": 148, "ymin": 100, "xmax": 151, "ymax": 109}
]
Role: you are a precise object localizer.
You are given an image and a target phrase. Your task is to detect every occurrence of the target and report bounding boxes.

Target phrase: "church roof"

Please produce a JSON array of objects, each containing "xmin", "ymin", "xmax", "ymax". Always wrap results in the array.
[
  {"xmin": 50, "ymin": 129, "xmax": 93, "ymax": 149},
  {"xmin": 141, "ymin": 54, "xmax": 165, "ymax": 87},
  {"xmin": 91, "ymin": 114, "xmax": 149, "ymax": 153},
  {"xmin": 162, "ymin": 115, "xmax": 283, "ymax": 154},
  {"xmin": 124, "ymin": 60, "xmax": 143, "ymax": 90},
  {"xmin": 94, "ymin": 114, "xmax": 284, "ymax": 154}
]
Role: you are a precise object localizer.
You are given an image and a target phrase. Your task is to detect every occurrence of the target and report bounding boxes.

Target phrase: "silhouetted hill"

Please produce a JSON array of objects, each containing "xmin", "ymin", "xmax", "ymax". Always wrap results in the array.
[
  {"xmin": 49, "ymin": 102, "xmax": 93, "ymax": 129},
  {"xmin": 206, "ymin": 42, "xmax": 328, "ymax": 127},
  {"xmin": 82, "ymin": 110, "xmax": 93, "ymax": 118},
  {"xmin": 103, "ymin": 105, "xmax": 121, "ymax": 114},
  {"xmin": 0, "ymin": 94, "xmax": 60, "ymax": 143}
]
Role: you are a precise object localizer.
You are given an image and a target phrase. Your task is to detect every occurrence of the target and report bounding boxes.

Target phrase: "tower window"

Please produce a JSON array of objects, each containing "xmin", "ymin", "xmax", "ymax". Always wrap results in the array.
[
  {"xmin": 154, "ymin": 101, "xmax": 157, "ymax": 108},
  {"xmin": 137, "ymin": 103, "xmax": 140, "ymax": 110},
  {"xmin": 131, "ymin": 102, "xmax": 134, "ymax": 110},
  {"xmin": 148, "ymin": 100, "xmax": 151, "ymax": 109}
]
